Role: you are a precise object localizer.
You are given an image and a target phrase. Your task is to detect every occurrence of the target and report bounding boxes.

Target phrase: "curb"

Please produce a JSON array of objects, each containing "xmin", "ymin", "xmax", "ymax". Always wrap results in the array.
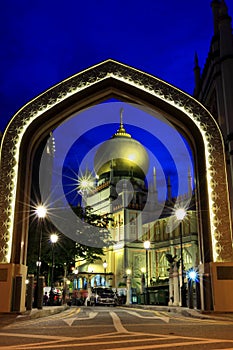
[
  {"xmin": 123, "ymin": 304, "xmax": 233, "ymax": 321},
  {"xmin": 16, "ymin": 304, "xmax": 70, "ymax": 321}
]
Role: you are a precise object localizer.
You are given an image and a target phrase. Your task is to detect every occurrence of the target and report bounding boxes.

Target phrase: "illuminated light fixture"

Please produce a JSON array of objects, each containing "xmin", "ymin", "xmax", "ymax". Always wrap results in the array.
[
  {"xmin": 35, "ymin": 205, "xmax": 47, "ymax": 219},
  {"xmin": 50, "ymin": 232, "xmax": 58, "ymax": 305},
  {"xmin": 187, "ymin": 269, "xmax": 199, "ymax": 282},
  {"xmin": 143, "ymin": 240, "xmax": 150, "ymax": 304},
  {"xmin": 143, "ymin": 240, "xmax": 151, "ymax": 250},
  {"xmin": 34, "ymin": 204, "xmax": 47, "ymax": 309},
  {"xmin": 77, "ymin": 171, "xmax": 95, "ymax": 194},
  {"xmin": 175, "ymin": 208, "xmax": 186, "ymax": 221},
  {"xmin": 50, "ymin": 233, "xmax": 58, "ymax": 244}
]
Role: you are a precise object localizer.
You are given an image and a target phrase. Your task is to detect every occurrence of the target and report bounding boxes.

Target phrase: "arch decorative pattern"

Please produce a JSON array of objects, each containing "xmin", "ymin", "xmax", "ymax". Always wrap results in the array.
[{"xmin": 0, "ymin": 59, "xmax": 232, "ymax": 263}]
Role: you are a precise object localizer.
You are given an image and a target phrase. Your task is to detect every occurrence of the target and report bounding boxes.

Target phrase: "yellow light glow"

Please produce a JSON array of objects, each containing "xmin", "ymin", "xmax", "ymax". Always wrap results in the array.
[
  {"xmin": 36, "ymin": 205, "xmax": 47, "ymax": 219},
  {"xmin": 50, "ymin": 233, "xmax": 58, "ymax": 244},
  {"xmin": 127, "ymin": 154, "xmax": 136, "ymax": 161},
  {"xmin": 77, "ymin": 171, "xmax": 95, "ymax": 194},
  {"xmin": 175, "ymin": 208, "xmax": 186, "ymax": 221},
  {"xmin": 143, "ymin": 240, "xmax": 150, "ymax": 249}
]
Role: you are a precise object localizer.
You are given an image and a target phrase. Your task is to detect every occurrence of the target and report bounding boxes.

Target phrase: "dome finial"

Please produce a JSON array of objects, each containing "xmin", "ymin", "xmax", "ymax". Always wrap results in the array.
[
  {"xmin": 112, "ymin": 108, "xmax": 131, "ymax": 138},
  {"xmin": 120, "ymin": 107, "xmax": 124, "ymax": 127}
]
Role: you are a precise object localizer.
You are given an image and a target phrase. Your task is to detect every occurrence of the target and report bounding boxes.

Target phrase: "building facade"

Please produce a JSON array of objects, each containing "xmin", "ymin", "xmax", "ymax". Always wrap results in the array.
[
  {"xmin": 75, "ymin": 114, "xmax": 199, "ymax": 305},
  {"xmin": 194, "ymin": 0, "xmax": 233, "ymax": 218}
]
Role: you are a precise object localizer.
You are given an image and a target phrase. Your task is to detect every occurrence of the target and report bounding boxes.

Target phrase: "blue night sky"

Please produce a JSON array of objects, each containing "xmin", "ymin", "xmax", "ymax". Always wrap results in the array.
[
  {"xmin": 49, "ymin": 102, "xmax": 194, "ymax": 204},
  {"xmin": 1, "ymin": 0, "xmax": 233, "ymax": 132},
  {"xmin": 2, "ymin": 1, "xmax": 233, "ymax": 207}
]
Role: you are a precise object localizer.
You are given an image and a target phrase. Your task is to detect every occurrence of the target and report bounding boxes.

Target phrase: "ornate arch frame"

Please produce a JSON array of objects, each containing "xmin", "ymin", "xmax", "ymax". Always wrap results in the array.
[{"xmin": 0, "ymin": 59, "xmax": 232, "ymax": 311}]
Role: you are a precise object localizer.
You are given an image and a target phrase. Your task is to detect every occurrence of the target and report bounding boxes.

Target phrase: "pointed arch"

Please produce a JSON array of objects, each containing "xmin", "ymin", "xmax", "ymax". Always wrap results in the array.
[{"xmin": 0, "ymin": 59, "xmax": 232, "ymax": 269}]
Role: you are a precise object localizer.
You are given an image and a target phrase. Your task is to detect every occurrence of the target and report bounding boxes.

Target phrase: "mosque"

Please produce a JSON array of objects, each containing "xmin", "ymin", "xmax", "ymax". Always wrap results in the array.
[{"xmin": 75, "ymin": 110, "xmax": 198, "ymax": 303}]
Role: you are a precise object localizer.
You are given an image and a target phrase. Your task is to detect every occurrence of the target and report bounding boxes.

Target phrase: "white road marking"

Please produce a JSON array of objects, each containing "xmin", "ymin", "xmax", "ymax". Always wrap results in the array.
[
  {"xmin": 63, "ymin": 312, "xmax": 98, "ymax": 326},
  {"xmin": 110, "ymin": 311, "xmax": 129, "ymax": 333},
  {"xmin": 126, "ymin": 310, "xmax": 170, "ymax": 323}
]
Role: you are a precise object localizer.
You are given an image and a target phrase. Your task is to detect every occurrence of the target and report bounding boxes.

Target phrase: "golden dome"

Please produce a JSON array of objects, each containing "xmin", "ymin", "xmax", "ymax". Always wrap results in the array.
[{"xmin": 94, "ymin": 109, "xmax": 149, "ymax": 179}]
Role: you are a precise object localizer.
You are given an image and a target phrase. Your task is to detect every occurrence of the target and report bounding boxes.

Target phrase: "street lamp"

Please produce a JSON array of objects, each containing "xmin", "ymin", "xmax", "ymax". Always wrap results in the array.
[
  {"xmin": 73, "ymin": 268, "xmax": 78, "ymax": 290},
  {"xmin": 175, "ymin": 208, "xmax": 187, "ymax": 307},
  {"xmin": 50, "ymin": 233, "xmax": 58, "ymax": 305},
  {"xmin": 126, "ymin": 269, "xmax": 131, "ymax": 305},
  {"xmin": 34, "ymin": 204, "xmax": 47, "ymax": 309},
  {"xmin": 187, "ymin": 268, "xmax": 198, "ymax": 309},
  {"xmin": 103, "ymin": 260, "xmax": 107, "ymax": 286},
  {"xmin": 143, "ymin": 240, "xmax": 150, "ymax": 304}
]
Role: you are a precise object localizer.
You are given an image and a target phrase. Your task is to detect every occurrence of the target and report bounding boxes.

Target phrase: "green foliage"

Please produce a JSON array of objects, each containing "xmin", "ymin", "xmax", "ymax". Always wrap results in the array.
[
  {"xmin": 71, "ymin": 205, "xmax": 114, "ymax": 249},
  {"xmin": 27, "ymin": 205, "xmax": 114, "ymax": 279}
]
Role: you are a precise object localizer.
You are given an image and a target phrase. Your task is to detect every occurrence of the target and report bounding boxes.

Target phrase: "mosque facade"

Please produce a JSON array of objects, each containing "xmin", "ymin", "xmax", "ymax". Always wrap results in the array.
[{"xmin": 75, "ymin": 111, "xmax": 198, "ymax": 305}]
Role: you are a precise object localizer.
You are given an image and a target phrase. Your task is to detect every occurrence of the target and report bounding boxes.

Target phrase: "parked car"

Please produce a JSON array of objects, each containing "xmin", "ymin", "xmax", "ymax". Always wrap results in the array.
[{"xmin": 90, "ymin": 287, "xmax": 117, "ymax": 306}]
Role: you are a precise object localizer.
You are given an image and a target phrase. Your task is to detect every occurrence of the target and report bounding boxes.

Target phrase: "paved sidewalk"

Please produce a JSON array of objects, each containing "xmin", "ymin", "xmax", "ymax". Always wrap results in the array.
[{"xmin": 16, "ymin": 304, "xmax": 70, "ymax": 321}]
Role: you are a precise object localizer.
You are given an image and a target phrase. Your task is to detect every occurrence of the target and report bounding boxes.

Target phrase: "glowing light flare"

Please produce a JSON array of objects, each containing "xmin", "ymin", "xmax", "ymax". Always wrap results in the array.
[
  {"xmin": 187, "ymin": 268, "xmax": 199, "ymax": 282},
  {"xmin": 175, "ymin": 208, "xmax": 186, "ymax": 221},
  {"xmin": 80, "ymin": 179, "xmax": 90, "ymax": 188},
  {"xmin": 77, "ymin": 171, "xmax": 95, "ymax": 194},
  {"xmin": 143, "ymin": 240, "xmax": 150, "ymax": 250},
  {"xmin": 35, "ymin": 205, "xmax": 47, "ymax": 218},
  {"xmin": 50, "ymin": 233, "xmax": 58, "ymax": 244}
]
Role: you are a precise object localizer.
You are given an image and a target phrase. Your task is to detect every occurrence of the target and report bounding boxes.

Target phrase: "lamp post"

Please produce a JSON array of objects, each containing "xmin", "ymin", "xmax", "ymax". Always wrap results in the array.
[
  {"xmin": 50, "ymin": 233, "xmax": 58, "ymax": 305},
  {"xmin": 126, "ymin": 269, "xmax": 131, "ymax": 305},
  {"xmin": 34, "ymin": 205, "xmax": 47, "ymax": 309},
  {"xmin": 73, "ymin": 268, "xmax": 78, "ymax": 290},
  {"xmin": 103, "ymin": 260, "xmax": 107, "ymax": 286},
  {"xmin": 175, "ymin": 208, "xmax": 187, "ymax": 307},
  {"xmin": 143, "ymin": 240, "xmax": 150, "ymax": 304},
  {"xmin": 187, "ymin": 269, "xmax": 198, "ymax": 309}
]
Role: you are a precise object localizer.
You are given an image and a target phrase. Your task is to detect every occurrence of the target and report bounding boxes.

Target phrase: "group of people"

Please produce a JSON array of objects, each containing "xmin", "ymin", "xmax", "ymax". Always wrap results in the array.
[{"xmin": 43, "ymin": 289, "xmax": 62, "ymax": 306}]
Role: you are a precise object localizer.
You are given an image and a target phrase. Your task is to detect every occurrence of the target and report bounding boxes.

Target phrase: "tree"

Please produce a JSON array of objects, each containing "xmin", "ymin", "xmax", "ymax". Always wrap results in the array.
[{"xmin": 27, "ymin": 204, "xmax": 114, "ymax": 281}]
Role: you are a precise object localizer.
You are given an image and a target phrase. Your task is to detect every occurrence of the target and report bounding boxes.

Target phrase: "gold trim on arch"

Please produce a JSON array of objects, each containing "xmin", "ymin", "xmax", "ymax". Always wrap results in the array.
[{"xmin": 0, "ymin": 59, "xmax": 232, "ymax": 263}]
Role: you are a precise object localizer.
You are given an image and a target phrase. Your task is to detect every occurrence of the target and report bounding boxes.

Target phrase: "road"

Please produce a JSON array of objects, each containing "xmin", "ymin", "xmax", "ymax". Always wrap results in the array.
[{"xmin": 0, "ymin": 306, "xmax": 233, "ymax": 349}]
